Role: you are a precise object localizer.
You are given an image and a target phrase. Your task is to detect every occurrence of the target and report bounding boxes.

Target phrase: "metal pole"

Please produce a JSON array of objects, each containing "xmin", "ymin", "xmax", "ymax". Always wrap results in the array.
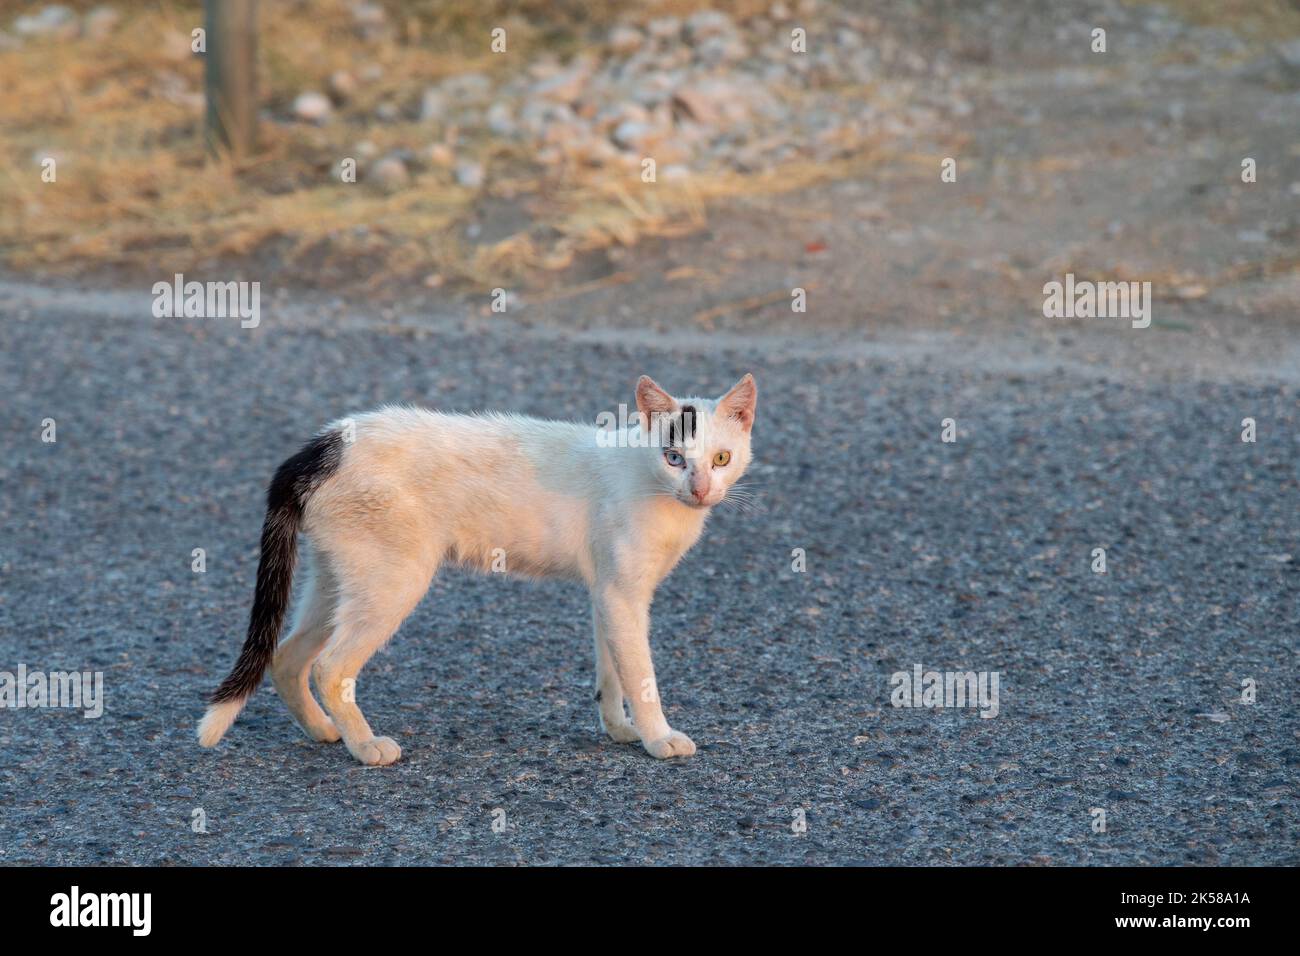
[{"xmin": 205, "ymin": 0, "xmax": 258, "ymax": 159}]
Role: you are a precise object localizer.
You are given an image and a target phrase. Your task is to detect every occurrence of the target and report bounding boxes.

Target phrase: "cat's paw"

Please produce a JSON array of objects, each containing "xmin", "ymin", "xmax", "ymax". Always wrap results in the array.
[
  {"xmin": 643, "ymin": 729, "xmax": 697, "ymax": 759},
  {"xmin": 601, "ymin": 716, "xmax": 640, "ymax": 744},
  {"xmin": 347, "ymin": 735, "xmax": 402, "ymax": 766}
]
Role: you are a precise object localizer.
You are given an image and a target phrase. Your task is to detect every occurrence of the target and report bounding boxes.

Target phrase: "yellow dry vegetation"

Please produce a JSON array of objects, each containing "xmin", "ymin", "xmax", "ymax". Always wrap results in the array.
[{"xmin": 0, "ymin": 0, "xmax": 868, "ymax": 289}]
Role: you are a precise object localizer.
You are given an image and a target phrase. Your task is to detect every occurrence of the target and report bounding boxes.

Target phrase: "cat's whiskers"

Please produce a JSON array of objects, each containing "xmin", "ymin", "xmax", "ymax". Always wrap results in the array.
[{"xmin": 716, "ymin": 479, "xmax": 765, "ymax": 515}]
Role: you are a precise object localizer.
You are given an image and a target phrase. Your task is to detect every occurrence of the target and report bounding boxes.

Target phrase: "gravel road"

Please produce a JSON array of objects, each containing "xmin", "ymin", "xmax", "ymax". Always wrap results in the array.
[{"xmin": 1, "ymin": 279, "xmax": 1296, "ymax": 866}]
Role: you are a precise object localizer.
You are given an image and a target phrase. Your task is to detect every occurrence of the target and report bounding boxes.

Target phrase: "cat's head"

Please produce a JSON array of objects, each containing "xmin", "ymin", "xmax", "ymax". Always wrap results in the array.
[{"xmin": 635, "ymin": 373, "xmax": 757, "ymax": 509}]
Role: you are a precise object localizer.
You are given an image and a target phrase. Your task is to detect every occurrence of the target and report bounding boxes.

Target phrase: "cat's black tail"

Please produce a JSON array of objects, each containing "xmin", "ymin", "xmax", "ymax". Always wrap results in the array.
[{"xmin": 197, "ymin": 429, "xmax": 345, "ymax": 747}]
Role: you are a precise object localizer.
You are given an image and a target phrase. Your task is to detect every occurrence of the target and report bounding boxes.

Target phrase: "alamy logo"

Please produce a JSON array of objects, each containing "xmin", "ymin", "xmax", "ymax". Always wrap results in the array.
[
  {"xmin": 890, "ymin": 664, "xmax": 1000, "ymax": 718},
  {"xmin": 50, "ymin": 886, "xmax": 151, "ymax": 936},
  {"xmin": 595, "ymin": 405, "xmax": 699, "ymax": 448},
  {"xmin": 1043, "ymin": 272, "xmax": 1151, "ymax": 328},
  {"xmin": 151, "ymin": 273, "xmax": 261, "ymax": 328},
  {"xmin": 0, "ymin": 665, "xmax": 103, "ymax": 718}
]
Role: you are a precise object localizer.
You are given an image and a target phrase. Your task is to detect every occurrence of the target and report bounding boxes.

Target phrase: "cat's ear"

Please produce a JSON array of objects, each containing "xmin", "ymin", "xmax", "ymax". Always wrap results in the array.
[
  {"xmin": 718, "ymin": 373, "xmax": 757, "ymax": 432},
  {"xmin": 636, "ymin": 375, "xmax": 678, "ymax": 421}
]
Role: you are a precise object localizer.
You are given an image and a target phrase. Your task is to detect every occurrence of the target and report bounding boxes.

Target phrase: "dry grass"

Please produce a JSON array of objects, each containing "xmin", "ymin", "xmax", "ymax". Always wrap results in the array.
[
  {"xmin": 2, "ymin": 1, "xmax": 505, "ymax": 284},
  {"xmin": 7, "ymin": 0, "xmax": 1291, "ymax": 292},
  {"xmin": 0, "ymin": 0, "xmax": 869, "ymax": 292}
]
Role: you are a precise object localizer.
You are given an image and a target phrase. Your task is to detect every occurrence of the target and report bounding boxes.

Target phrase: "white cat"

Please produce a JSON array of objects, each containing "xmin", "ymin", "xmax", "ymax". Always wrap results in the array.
[{"xmin": 197, "ymin": 374, "xmax": 757, "ymax": 765}]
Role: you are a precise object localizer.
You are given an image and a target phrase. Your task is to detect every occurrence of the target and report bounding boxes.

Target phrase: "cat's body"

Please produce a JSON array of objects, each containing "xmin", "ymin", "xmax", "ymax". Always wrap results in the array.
[{"xmin": 197, "ymin": 374, "xmax": 757, "ymax": 765}]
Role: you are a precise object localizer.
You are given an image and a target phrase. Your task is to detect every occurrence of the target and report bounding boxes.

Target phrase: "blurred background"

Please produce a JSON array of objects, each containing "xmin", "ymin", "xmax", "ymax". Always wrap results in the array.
[{"xmin": 2, "ymin": 0, "xmax": 1297, "ymax": 340}]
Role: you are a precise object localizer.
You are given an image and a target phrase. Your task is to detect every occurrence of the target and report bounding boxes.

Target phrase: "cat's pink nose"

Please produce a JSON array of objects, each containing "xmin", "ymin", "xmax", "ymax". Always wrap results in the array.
[{"xmin": 689, "ymin": 469, "xmax": 711, "ymax": 503}]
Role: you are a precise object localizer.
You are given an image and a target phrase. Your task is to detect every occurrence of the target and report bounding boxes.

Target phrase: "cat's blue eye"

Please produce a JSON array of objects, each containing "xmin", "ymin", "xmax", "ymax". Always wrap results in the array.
[{"xmin": 664, "ymin": 449, "xmax": 685, "ymax": 467}]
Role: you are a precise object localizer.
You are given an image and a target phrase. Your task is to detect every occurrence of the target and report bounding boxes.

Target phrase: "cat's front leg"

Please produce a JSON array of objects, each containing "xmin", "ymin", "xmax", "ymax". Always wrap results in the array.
[{"xmin": 592, "ymin": 587, "xmax": 696, "ymax": 759}]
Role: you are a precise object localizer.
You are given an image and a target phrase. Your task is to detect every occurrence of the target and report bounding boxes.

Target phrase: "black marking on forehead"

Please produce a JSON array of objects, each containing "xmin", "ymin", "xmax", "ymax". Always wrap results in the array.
[{"xmin": 668, "ymin": 404, "xmax": 697, "ymax": 447}]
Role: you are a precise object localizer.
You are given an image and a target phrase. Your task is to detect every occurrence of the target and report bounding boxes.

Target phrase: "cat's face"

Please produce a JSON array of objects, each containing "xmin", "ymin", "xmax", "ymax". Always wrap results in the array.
[{"xmin": 636, "ymin": 374, "xmax": 757, "ymax": 509}]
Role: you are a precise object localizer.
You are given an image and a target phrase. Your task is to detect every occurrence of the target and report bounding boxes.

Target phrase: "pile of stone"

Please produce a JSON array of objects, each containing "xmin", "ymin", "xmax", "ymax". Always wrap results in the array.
[
  {"xmin": 4, "ymin": 1, "xmax": 936, "ymax": 191},
  {"xmin": 305, "ymin": 1, "xmax": 924, "ymax": 190}
]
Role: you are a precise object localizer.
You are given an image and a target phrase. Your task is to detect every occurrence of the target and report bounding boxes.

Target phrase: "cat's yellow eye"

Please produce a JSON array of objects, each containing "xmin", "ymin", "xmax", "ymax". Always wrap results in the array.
[{"xmin": 713, "ymin": 451, "xmax": 731, "ymax": 467}]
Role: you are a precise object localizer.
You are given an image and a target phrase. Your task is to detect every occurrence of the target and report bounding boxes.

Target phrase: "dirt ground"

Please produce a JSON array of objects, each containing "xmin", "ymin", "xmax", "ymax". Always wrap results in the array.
[{"xmin": 501, "ymin": 0, "xmax": 1300, "ymax": 371}]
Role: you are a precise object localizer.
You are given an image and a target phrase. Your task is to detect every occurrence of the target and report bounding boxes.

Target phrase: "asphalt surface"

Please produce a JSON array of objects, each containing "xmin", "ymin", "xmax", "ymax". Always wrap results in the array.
[{"xmin": 0, "ymin": 281, "xmax": 1297, "ymax": 865}]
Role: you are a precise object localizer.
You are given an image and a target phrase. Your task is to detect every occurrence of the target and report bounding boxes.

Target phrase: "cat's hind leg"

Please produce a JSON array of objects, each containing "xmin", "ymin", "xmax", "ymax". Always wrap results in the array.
[
  {"xmin": 312, "ymin": 555, "xmax": 434, "ymax": 766},
  {"xmin": 594, "ymin": 619, "xmax": 638, "ymax": 743},
  {"xmin": 271, "ymin": 551, "xmax": 342, "ymax": 743}
]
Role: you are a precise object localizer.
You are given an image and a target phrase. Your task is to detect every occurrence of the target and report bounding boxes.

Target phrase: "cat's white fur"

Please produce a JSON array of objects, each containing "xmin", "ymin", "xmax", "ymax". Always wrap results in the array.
[{"xmin": 198, "ymin": 374, "xmax": 757, "ymax": 765}]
